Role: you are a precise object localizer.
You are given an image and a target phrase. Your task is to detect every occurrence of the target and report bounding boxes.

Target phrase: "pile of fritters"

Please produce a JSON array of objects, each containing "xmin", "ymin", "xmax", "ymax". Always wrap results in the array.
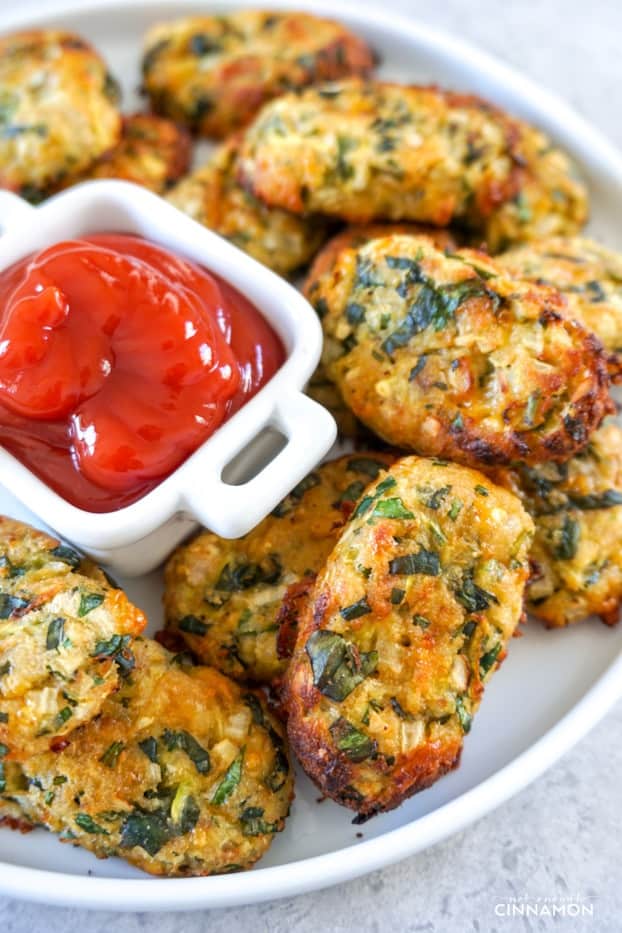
[
  {"xmin": 0, "ymin": 519, "xmax": 293, "ymax": 876},
  {"xmin": 1, "ymin": 7, "xmax": 621, "ymax": 855}
]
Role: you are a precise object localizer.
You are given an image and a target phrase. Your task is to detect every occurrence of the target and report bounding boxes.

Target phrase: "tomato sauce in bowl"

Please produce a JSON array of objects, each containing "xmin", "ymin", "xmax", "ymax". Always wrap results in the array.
[{"xmin": 0, "ymin": 234, "xmax": 284, "ymax": 512}]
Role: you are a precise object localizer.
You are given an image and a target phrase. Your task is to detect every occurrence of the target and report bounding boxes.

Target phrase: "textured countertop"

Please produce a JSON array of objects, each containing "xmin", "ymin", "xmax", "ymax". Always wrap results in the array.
[{"xmin": 1, "ymin": 0, "xmax": 622, "ymax": 929}]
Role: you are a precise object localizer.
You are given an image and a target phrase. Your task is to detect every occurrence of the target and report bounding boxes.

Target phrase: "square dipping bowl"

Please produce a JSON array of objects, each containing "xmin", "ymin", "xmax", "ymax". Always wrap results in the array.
[{"xmin": 0, "ymin": 182, "xmax": 336, "ymax": 574}]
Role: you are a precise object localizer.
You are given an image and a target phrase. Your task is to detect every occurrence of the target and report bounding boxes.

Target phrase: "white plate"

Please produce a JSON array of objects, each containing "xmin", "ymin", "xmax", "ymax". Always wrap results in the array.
[{"xmin": 1, "ymin": 0, "xmax": 622, "ymax": 912}]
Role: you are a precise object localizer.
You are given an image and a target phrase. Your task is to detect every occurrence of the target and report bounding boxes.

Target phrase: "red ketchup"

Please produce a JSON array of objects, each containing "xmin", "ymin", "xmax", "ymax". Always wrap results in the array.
[{"xmin": 0, "ymin": 234, "xmax": 284, "ymax": 512}]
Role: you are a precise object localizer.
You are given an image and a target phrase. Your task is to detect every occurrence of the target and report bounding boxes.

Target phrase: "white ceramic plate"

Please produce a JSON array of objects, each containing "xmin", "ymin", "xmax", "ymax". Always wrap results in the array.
[{"xmin": 1, "ymin": 0, "xmax": 622, "ymax": 912}]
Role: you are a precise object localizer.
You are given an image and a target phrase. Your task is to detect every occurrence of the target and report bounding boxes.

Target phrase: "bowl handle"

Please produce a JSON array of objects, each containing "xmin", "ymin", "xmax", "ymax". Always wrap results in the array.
[
  {"xmin": 0, "ymin": 191, "xmax": 35, "ymax": 235},
  {"xmin": 182, "ymin": 392, "xmax": 337, "ymax": 538}
]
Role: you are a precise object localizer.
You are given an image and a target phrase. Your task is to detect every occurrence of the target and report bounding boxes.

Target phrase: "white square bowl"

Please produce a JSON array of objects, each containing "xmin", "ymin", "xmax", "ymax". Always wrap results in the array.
[{"xmin": 0, "ymin": 182, "xmax": 337, "ymax": 574}]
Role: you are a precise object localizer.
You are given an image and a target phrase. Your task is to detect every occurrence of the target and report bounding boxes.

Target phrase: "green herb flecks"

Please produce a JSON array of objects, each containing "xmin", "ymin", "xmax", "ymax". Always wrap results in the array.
[
  {"xmin": 479, "ymin": 643, "xmax": 502, "ymax": 677},
  {"xmin": 91, "ymin": 634, "xmax": 135, "ymax": 674},
  {"xmin": 212, "ymin": 749, "xmax": 244, "ymax": 805},
  {"xmin": 455, "ymin": 695, "xmax": 472, "ymax": 733},
  {"xmin": 75, "ymin": 813, "xmax": 109, "ymax": 835},
  {"xmin": 120, "ymin": 808, "xmax": 171, "ymax": 856},
  {"xmin": 340, "ymin": 597, "xmax": 372, "ymax": 622},
  {"xmin": 372, "ymin": 497, "xmax": 414, "ymax": 520},
  {"xmin": 454, "ymin": 571, "xmax": 499, "ymax": 613},
  {"xmin": 78, "ymin": 593, "xmax": 104, "ymax": 617},
  {"xmin": 554, "ymin": 515, "xmax": 580, "ymax": 560},
  {"xmin": 49, "ymin": 544, "xmax": 82, "ymax": 569},
  {"xmin": 0, "ymin": 594, "xmax": 30, "ymax": 619},
  {"xmin": 273, "ymin": 472, "xmax": 321, "ymax": 516},
  {"xmin": 45, "ymin": 618, "xmax": 65, "ymax": 652},
  {"xmin": 306, "ymin": 630, "xmax": 377, "ymax": 702},
  {"xmin": 162, "ymin": 729, "xmax": 211, "ymax": 774},
  {"xmin": 330, "ymin": 717, "xmax": 377, "ymax": 762},
  {"xmin": 239, "ymin": 806, "xmax": 279, "ymax": 837},
  {"xmin": 389, "ymin": 550, "xmax": 441, "ymax": 576},
  {"xmin": 99, "ymin": 741, "xmax": 124, "ymax": 769},
  {"xmin": 178, "ymin": 615, "xmax": 208, "ymax": 636},
  {"xmin": 138, "ymin": 737, "xmax": 159, "ymax": 763},
  {"xmin": 215, "ymin": 555, "xmax": 281, "ymax": 590}
]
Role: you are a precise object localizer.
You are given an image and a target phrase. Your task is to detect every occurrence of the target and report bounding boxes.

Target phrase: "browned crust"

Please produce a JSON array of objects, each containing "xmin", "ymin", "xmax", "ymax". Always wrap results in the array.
[
  {"xmin": 286, "ymin": 699, "xmax": 463, "ymax": 820},
  {"xmin": 0, "ymin": 814, "xmax": 35, "ymax": 833}
]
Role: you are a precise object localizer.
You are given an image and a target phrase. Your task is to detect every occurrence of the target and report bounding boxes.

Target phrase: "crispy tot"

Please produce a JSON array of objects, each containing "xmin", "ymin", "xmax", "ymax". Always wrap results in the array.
[
  {"xmin": 0, "ymin": 639, "xmax": 293, "ymax": 876},
  {"xmin": 163, "ymin": 453, "xmax": 395, "ymax": 683},
  {"xmin": 497, "ymin": 236, "xmax": 622, "ymax": 378},
  {"xmin": 284, "ymin": 457, "xmax": 533, "ymax": 819},
  {"xmin": 167, "ymin": 137, "xmax": 327, "ymax": 275},
  {"xmin": 237, "ymin": 80, "xmax": 587, "ymax": 246},
  {"xmin": 61, "ymin": 114, "xmax": 191, "ymax": 194},
  {"xmin": 0, "ymin": 517, "xmax": 146, "ymax": 759},
  {"xmin": 142, "ymin": 11, "xmax": 375, "ymax": 138},
  {"xmin": 491, "ymin": 422, "xmax": 622, "ymax": 627},
  {"xmin": 0, "ymin": 30, "xmax": 121, "ymax": 200},
  {"xmin": 313, "ymin": 234, "xmax": 612, "ymax": 467}
]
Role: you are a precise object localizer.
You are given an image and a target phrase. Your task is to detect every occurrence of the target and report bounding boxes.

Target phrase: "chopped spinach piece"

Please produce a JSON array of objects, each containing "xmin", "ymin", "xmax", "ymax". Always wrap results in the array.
[
  {"xmin": 554, "ymin": 515, "xmax": 580, "ymax": 560},
  {"xmin": 0, "ymin": 712, "xmax": 7, "ymax": 723},
  {"xmin": 162, "ymin": 730, "xmax": 210, "ymax": 774},
  {"xmin": 409, "ymin": 355, "xmax": 427, "ymax": 381},
  {"xmin": 266, "ymin": 746, "xmax": 290, "ymax": 792},
  {"xmin": 330, "ymin": 717, "xmax": 377, "ymax": 762},
  {"xmin": 455, "ymin": 695, "xmax": 472, "ymax": 733},
  {"xmin": 479, "ymin": 643, "xmax": 502, "ymax": 677},
  {"xmin": 346, "ymin": 302, "xmax": 366, "ymax": 325},
  {"xmin": 568, "ymin": 490, "xmax": 622, "ymax": 510},
  {"xmin": 474, "ymin": 485, "xmax": 489, "ymax": 497},
  {"xmin": 45, "ymin": 617, "xmax": 65, "ymax": 651},
  {"xmin": 212, "ymin": 749, "xmax": 245, "ymax": 805},
  {"xmin": 138, "ymin": 737, "xmax": 159, "ymax": 763},
  {"xmin": 390, "ymin": 588, "xmax": 405, "ymax": 605},
  {"xmin": 413, "ymin": 615, "xmax": 431, "ymax": 629},
  {"xmin": 78, "ymin": 593, "xmax": 104, "ymax": 617},
  {"xmin": 448, "ymin": 499, "xmax": 463, "ymax": 521},
  {"xmin": 216, "ymin": 555, "xmax": 281, "ymax": 590},
  {"xmin": 306, "ymin": 630, "xmax": 377, "ymax": 702},
  {"xmin": 50, "ymin": 545, "xmax": 82, "ymax": 569},
  {"xmin": 91, "ymin": 634, "xmax": 135, "ymax": 674},
  {"xmin": 179, "ymin": 615, "xmax": 208, "ymax": 636},
  {"xmin": 336, "ymin": 135, "xmax": 356, "ymax": 180},
  {"xmin": 390, "ymin": 697, "xmax": 413, "ymax": 720},
  {"xmin": 347, "ymin": 457, "xmax": 387, "ymax": 479},
  {"xmin": 389, "ymin": 550, "xmax": 441, "ymax": 576},
  {"xmin": 340, "ymin": 597, "xmax": 372, "ymax": 621},
  {"xmin": 188, "ymin": 33, "xmax": 221, "ymax": 55},
  {"xmin": 56, "ymin": 707, "xmax": 72, "ymax": 725},
  {"xmin": 454, "ymin": 572, "xmax": 499, "ymax": 613},
  {"xmin": 99, "ymin": 741, "xmax": 124, "ymax": 769},
  {"xmin": 177, "ymin": 793, "xmax": 200, "ymax": 834},
  {"xmin": 75, "ymin": 813, "xmax": 109, "ymax": 835},
  {"xmin": 120, "ymin": 808, "xmax": 170, "ymax": 856},
  {"xmin": 425, "ymin": 485, "xmax": 452, "ymax": 510},
  {"xmin": 335, "ymin": 480, "xmax": 366, "ymax": 506},
  {"xmin": 0, "ymin": 594, "xmax": 30, "ymax": 619},
  {"xmin": 355, "ymin": 255, "xmax": 384, "ymax": 289},
  {"xmin": 239, "ymin": 806, "xmax": 278, "ymax": 836},
  {"xmin": 273, "ymin": 473, "xmax": 321, "ymax": 516},
  {"xmin": 243, "ymin": 693, "xmax": 265, "ymax": 726},
  {"xmin": 372, "ymin": 497, "xmax": 414, "ymax": 520}
]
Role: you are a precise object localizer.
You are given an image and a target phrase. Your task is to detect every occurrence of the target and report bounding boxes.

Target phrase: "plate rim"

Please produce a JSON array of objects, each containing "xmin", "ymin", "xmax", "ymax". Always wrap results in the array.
[{"xmin": 1, "ymin": 0, "xmax": 622, "ymax": 911}]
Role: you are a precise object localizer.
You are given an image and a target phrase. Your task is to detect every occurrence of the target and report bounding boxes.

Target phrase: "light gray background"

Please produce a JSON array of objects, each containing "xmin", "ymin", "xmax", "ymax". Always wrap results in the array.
[{"xmin": 2, "ymin": 0, "xmax": 622, "ymax": 930}]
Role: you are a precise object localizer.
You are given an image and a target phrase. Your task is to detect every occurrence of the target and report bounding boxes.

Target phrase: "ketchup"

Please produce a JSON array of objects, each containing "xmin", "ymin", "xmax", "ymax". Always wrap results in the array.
[{"xmin": 0, "ymin": 234, "xmax": 284, "ymax": 512}]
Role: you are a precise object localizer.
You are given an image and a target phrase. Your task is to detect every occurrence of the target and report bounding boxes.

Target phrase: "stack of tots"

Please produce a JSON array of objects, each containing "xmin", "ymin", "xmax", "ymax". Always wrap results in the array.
[
  {"xmin": 0, "ymin": 519, "xmax": 293, "ymax": 876},
  {"xmin": 1, "ymin": 7, "xmax": 622, "ymax": 868}
]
